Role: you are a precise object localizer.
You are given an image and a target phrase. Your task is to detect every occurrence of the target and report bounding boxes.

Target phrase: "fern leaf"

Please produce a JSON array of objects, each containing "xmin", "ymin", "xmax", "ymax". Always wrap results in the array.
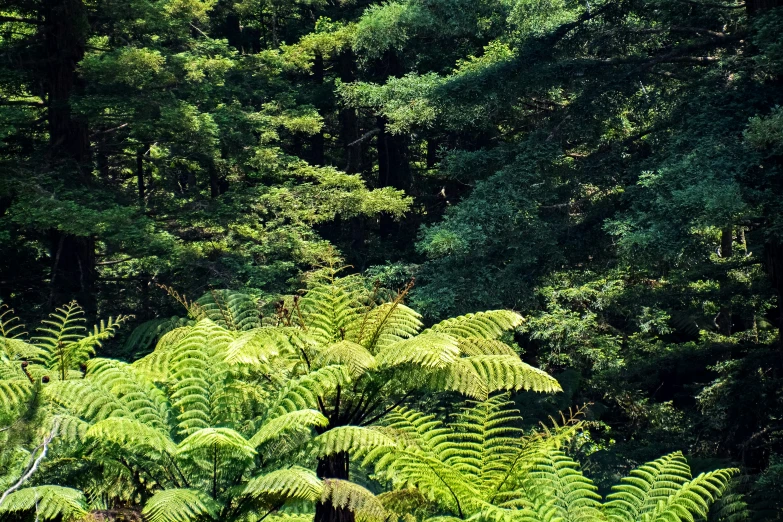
[
  {"xmin": 349, "ymin": 302, "xmax": 422, "ymax": 353},
  {"xmin": 249, "ymin": 409, "xmax": 328, "ymax": 448},
  {"xmin": 605, "ymin": 452, "xmax": 695, "ymax": 522},
  {"xmin": 316, "ymin": 340, "xmax": 376, "ymax": 377},
  {"xmin": 242, "ymin": 467, "xmax": 323, "ymax": 503},
  {"xmin": 197, "ymin": 290, "xmax": 262, "ymax": 331},
  {"xmin": 641, "ymin": 468, "xmax": 738, "ymax": 522},
  {"xmin": 0, "ymin": 486, "xmax": 88, "ymax": 521},
  {"xmin": 85, "ymin": 417, "xmax": 176, "ymax": 456},
  {"xmin": 429, "ymin": 311, "xmax": 523, "ymax": 340},
  {"xmin": 176, "ymin": 427, "xmax": 256, "ymax": 464},
  {"xmin": 311, "ymin": 425, "xmax": 397, "ymax": 459},
  {"xmin": 321, "ymin": 479, "xmax": 388, "ymax": 522},
  {"xmin": 142, "ymin": 488, "xmax": 221, "ymax": 522},
  {"xmin": 375, "ymin": 333, "xmax": 460, "ymax": 369}
]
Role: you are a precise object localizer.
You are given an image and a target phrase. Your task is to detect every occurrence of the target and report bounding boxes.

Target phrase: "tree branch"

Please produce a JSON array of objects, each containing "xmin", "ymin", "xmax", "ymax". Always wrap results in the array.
[
  {"xmin": 0, "ymin": 425, "xmax": 57, "ymax": 508},
  {"xmin": 0, "ymin": 16, "xmax": 42, "ymax": 25}
]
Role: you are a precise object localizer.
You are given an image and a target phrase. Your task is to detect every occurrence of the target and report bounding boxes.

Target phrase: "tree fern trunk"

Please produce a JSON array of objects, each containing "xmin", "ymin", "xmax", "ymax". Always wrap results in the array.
[
  {"xmin": 43, "ymin": 0, "xmax": 96, "ymax": 315},
  {"xmin": 314, "ymin": 452, "xmax": 354, "ymax": 522}
]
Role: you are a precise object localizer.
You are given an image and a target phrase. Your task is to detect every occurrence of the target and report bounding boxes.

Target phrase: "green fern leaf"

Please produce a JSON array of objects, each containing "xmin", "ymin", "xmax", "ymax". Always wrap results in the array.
[
  {"xmin": 142, "ymin": 488, "xmax": 221, "ymax": 522},
  {"xmin": 0, "ymin": 486, "xmax": 88, "ymax": 521},
  {"xmin": 429, "ymin": 311, "xmax": 523, "ymax": 340}
]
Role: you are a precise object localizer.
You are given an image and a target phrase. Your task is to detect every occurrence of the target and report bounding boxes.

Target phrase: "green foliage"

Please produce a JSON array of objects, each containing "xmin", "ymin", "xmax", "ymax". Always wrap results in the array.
[{"xmin": 335, "ymin": 397, "xmax": 737, "ymax": 522}]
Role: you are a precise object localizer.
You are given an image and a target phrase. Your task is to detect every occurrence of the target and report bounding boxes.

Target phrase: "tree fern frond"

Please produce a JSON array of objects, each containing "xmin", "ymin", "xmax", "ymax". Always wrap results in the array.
[
  {"xmin": 45, "ymin": 379, "xmax": 136, "ymax": 422},
  {"xmin": 0, "ymin": 378, "xmax": 33, "ymax": 413},
  {"xmin": 640, "ymin": 468, "xmax": 738, "ymax": 522},
  {"xmin": 223, "ymin": 327, "xmax": 306, "ymax": 366},
  {"xmin": 375, "ymin": 333, "xmax": 460, "ymax": 369},
  {"xmin": 315, "ymin": 340, "xmax": 376, "ymax": 377},
  {"xmin": 428, "ymin": 311, "xmax": 523, "ymax": 340},
  {"xmin": 249, "ymin": 409, "xmax": 328, "ymax": 448},
  {"xmin": 85, "ymin": 358, "xmax": 170, "ymax": 429},
  {"xmin": 321, "ymin": 479, "xmax": 387, "ymax": 522},
  {"xmin": 242, "ymin": 467, "xmax": 323, "ymax": 504},
  {"xmin": 122, "ymin": 317, "xmax": 191, "ymax": 359},
  {"xmin": 524, "ymin": 450, "xmax": 602, "ymax": 521},
  {"xmin": 266, "ymin": 365, "xmax": 351, "ymax": 418},
  {"xmin": 0, "ymin": 486, "xmax": 88, "ymax": 521},
  {"xmin": 300, "ymin": 279, "xmax": 364, "ymax": 345},
  {"xmin": 0, "ymin": 304, "xmax": 26, "ymax": 340},
  {"xmin": 350, "ymin": 302, "xmax": 422, "ymax": 353},
  {"xmin": 456, "ymin": 338, "xmax": 518, "ymax": 357},
  {"xmin": 85, "ymin": 417, "xmax": 176, "ymax": 456},
  {"xmin": 459, "ymin": 355, "xmax": 561, "ymax": 395},
  {"xmin": 446, "ymin": 395, "xmax": 524, "ymax": 483},
  {"xmin": 176, "ymin": 427, "xmax": 256, "ymax": 464},
  {"xmin": 142, "ymin": 488, "xmax": 220, "ymax": 522},
  {"xmin": 605, "ymin": 452, "xmax": 694, "ymax": 521},
  {"xmin": 311, "ymin": 425, "xmax": 397, "ymax": 459},
  {"xmin": 711, "ymin": 490, "xmax": 749, "ymax": 522},
  {"xmin": 197, "ymin": 290, "xmax": 262, "ymax": 332}
]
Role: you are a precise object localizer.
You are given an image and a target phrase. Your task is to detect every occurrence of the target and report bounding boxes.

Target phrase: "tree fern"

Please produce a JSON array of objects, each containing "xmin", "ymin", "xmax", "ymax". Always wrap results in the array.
[
  {"xmin": 142, "ymin": 488, "xmax": 221, "ymax": 522},
  {"xmin": 196, "ymin": 290, "xmax": 262, "ymax": 332},
  {"xmin": 318, "ymin": 397, "xmax": 738, "ymax": 522},
  {"xmin": 0, "ymin": 485, "xmax": 88, "ymax": 521}
]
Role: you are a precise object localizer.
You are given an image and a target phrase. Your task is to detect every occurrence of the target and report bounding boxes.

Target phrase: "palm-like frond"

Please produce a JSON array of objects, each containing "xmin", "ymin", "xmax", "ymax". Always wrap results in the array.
[
  {"xmin": 142, "ymin": 488, "xmax": 221, "ymax": 522},
  {"xmin": 312, "ymin": 426, "xmax": 397, "ymax": 459},
  {"xmin": 249, "ymin": 409, "xmax": 328, "ymax": 448},
  {"xmin": 242, "ymin": 467, "xmax": 324, "ymax": 504},
  {"xmin": 604, "ymin": 452, "xmax": 695, "ymax": 521},
  {"xmin": 321, "ymin": 479, "xmax": 388, "ymax": 522},
  {"xmin": 197, "ymin": 290, "xmax": 262, "ymax": 331},
  {"xmin": 428, "ymin": 311, "xmax": 524, "ymax": 340},
  {"xmin": 31, "ymin": 302, "xmax": 130, "ymax": 380},
  {"xmin": 0, "ymin": 486, "xmax": 88, "ymax": 521},
  {"xmin": 122, "ymin": 316, "xmax": 192, "ymax": 359},
  {"xmin": 605, "ymin": 452, "xmax": 737, "ymax": 522}
]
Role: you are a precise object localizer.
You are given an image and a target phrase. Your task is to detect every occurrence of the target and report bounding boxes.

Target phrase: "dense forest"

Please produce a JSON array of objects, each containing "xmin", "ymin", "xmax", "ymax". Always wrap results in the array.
[{"xmin": 2, "ymin": 0, "xmax": 783, "ymax": 520}]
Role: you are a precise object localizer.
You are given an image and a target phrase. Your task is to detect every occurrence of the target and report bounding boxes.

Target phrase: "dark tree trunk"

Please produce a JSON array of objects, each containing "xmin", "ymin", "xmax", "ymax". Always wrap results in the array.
[
  {"xmin": 208, "ymin": 160, "xmax": 220, "ymax": 199},
  {"xmin": 427, "ymin": 138, "xmax": 438, "ymax": 170},
  {"xmin": 43, "ymin": 0, "xmax": 96, "ymax": 314},
  {"xmin": 314, "ymin": 452, "xmax": 354, "ymax": 522},
  {"xmin": 377, "ymin": 117, "xmax": 410, "ymax": 237},
  {"xmin": 137, "ymin": 145, "xmax": 147, "ymax": 205},
  {"xmin": 718, "ymin": 227, "xmax": 733, "ymax": 335},
  {"xmin": 339, "ymin": 50, "xmax": 367, "ymax": 253},
  {"xmin": 765, "ymin": 241, "xmax": 783, "ymax": 349},
  {"xmin": 311, "ymin": 53, "xmax": 325, "ymax": 167},
  {"xmin": 44, "ymin": 0, "xmax": 89, "ymax": 166},
  {"xmin": 339, "ymin": 51, "xmax": 360, "ymax": 173},
  {"xmin": 48, "ymin": 231, "xmax": 96, "ymax": 314}
]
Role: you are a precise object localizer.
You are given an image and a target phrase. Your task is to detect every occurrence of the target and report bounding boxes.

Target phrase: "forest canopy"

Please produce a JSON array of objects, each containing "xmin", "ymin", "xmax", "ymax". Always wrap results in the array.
[{"xmin": 1, "ymin": 0, "xmax": 783, "ymax": 520}]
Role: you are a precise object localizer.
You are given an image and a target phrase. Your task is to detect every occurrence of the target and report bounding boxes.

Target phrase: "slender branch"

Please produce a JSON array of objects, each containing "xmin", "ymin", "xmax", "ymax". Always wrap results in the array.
[
  {"xmin": 360, "ymin": 392, "xmax": 413, "ymax": 426},
  {"xmin": 0, "ymin": 100, "xmax": 44, "ymax": 107},
  {"xmin": 681, "ymin": 0, "xmax": 745, "ymax": 8},
  {"xmin": 0, "ymin": 16, "xmax": 42, "ymax": 25},
  {"xmin": 348, "ymin": 128, "xmax": 380, "ymax": 147},
  {"xmin": 96, "ymin": 257, "xmax": 136, "ymax": 266},
  {"xmin": 0, "ymin": 425, "xmax": 57, "ymax": 508}
]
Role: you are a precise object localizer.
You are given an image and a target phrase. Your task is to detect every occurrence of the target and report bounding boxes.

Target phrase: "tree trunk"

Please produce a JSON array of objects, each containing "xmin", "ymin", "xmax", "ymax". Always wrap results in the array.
[
  {"xmin": 43, "ymin": 0, "xmax": 96, "ymax": 314},
  {"xmin": 339, "ymin": 51, "xmax": 360, "ymax": 173},
  {"xmin": 314, "ymin": 452, "xmax": 354, "ymax": 522},
  {"xmin": 377, "ymin": 117, "xmax": 410, "ymax": 237},
  {"xmin": 48, "ymin": 231, "xmax": 96, "ymax": 314},
  {"xmin": 718, "ymin": 227, "xmax": 733, "ymax": 335},
  {"xmin": 137, "ymin": 145, "xmax": 147, "ymax": 205},
  {"xmin": 764, "ymin": 241, "xmax": 783, "ymax": 349},
  {"xmin": 311, "ymin": 53, "xmax": 325, "ymax": 167}
]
